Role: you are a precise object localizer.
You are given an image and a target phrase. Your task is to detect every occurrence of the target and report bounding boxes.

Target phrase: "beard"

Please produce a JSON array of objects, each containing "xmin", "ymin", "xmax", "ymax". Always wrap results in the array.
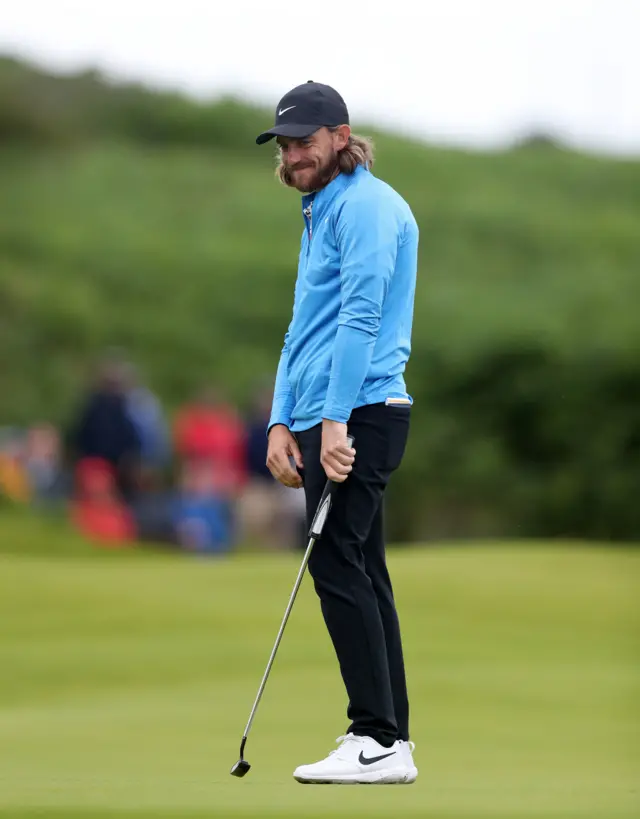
[{"xmin": 282, "ymin": 151, "xmax": 340, "ymax": 193}]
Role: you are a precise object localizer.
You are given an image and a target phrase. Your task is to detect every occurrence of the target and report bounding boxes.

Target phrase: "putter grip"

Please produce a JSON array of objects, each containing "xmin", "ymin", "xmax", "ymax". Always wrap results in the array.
[{"xmin": 308, "ymin": 434, "xmax": 355, "ymax": 538}]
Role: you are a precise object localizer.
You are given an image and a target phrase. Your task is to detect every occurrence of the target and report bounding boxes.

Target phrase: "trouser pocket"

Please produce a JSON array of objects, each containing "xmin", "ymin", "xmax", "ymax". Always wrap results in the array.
[{"xmin": 383, "ymin": 405, "xmax": 411, "ymax": 472}]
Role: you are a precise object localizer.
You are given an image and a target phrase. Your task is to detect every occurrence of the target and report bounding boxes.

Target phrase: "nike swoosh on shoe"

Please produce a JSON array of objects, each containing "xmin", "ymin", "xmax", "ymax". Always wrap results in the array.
[{"xmin": 358, "ymin": 751, "xmax": 396, "ymax": 766}]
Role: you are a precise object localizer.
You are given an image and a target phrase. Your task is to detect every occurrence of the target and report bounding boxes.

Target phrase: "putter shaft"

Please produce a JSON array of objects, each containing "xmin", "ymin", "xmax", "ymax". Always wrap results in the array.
[
  {"xmin": 231, "ymin": 435, "xmax": 353, "ymax": 777},
  {"xmin": 240, "ymin": 531, "xmax": 316, "ymax": 741}
]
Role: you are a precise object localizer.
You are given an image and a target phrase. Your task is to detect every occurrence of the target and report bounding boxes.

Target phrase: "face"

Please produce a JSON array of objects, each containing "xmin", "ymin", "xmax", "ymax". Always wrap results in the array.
[{"xmin": 277, "ymin": 125, "xmax": 350, "ymax": 193}]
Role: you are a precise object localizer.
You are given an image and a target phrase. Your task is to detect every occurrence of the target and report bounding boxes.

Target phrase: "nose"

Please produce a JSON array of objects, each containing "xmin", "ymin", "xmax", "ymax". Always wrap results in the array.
[
  {"xmin": 285, "ymin": 144, "xmax": 302, "ymax": 165},
  {"xmin": 285, "ymin": 145, "xmax": 300, "ymax": 165}
]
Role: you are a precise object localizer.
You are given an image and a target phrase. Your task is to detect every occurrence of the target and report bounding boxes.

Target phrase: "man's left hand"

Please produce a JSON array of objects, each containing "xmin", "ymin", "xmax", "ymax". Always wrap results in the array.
[{"xmin": 321, "ymin": 419, "xmax": 355, "ymax": 483}]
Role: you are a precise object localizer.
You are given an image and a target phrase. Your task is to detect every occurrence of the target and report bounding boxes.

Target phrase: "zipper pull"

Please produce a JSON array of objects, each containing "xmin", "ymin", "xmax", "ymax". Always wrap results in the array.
[{"xmin": 303, "ymin": 203, "xmax": 313, "ymax": 240}]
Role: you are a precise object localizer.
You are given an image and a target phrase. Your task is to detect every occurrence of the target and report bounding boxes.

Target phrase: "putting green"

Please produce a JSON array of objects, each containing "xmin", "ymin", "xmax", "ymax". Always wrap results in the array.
[{"xmin": 0, "ymin": 530, "xmax": 637, "ymax": 818}]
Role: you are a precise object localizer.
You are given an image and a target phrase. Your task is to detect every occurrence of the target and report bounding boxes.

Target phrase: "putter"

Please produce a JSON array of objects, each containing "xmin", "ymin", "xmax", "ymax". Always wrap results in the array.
[{"xmin": 230, "ymin": 435, "xmax": 354, "ymax": 778}]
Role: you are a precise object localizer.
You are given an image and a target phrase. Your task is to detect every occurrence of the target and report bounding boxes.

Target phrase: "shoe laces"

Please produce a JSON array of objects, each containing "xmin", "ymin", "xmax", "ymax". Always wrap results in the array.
[{"xmin": 328, "ymin": 734, "xmax": 360, "ymax": 757}]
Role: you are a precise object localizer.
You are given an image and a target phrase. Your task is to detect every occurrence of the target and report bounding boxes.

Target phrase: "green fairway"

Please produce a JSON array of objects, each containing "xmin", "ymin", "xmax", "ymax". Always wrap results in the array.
[{"xmin": 0, "ymin": 519, "xmax": 637, "ymax": 818}]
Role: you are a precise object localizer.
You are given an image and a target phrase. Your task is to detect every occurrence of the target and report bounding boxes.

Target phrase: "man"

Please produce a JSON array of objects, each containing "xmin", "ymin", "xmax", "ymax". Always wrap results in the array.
[
  {"xmin": 69, "ymin": 358, "xmax": 141, "ymax": 503},
  {"xmin": 257, "ymin": 81, "xmax": 419, "ymax": 785}
]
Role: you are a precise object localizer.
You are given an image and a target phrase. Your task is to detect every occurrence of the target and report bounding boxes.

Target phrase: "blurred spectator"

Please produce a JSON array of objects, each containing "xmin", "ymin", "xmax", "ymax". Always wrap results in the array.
[
  {"xmin": 121, "ymin": 362, "xmax": 171, "ymax": 474},
  {"xmin": 170, "ymin": 459, "xmax": 233, "ymax": 554},
  {"xmin": 0, "ymin": 427, "xmax": 30, "ymax": 503},
  {"xmin": 237, "ymin": 385, "xmax": 306, "ymax": 550},
  {"xmin": 173, "ymin": 386, "xmax": 247, "ymax": 498},
  {"xmin": 68, "ymin": 359, "xmax": 141, "ymax": 502},
  {"xmin": 70, "ymin": 457, "xmax": 136, "ymax": 546},
  {"xmin": 6, "ymin": 370, "xmax": 313, "ymax": 554},
  {"xmin": 24, "ymin": 422, "xmax": 68, "ymax": 505}
]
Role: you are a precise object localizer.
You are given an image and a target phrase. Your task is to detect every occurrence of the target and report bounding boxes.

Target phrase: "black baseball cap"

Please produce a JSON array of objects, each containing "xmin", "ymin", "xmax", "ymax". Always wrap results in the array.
[{"xmin": 256, "ymin": 81, "xmax": 349, "ymax": 145}]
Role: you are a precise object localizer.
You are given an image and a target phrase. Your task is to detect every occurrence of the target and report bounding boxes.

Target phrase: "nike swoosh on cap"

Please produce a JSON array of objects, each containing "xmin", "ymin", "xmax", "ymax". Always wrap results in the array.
[
  {"xmin": 358, "ymin": 750, "xmax": 396, "ymax": 766},
  {"xmin": 278, "ymin": 105, "xmax": 296, "ymax": 116}
]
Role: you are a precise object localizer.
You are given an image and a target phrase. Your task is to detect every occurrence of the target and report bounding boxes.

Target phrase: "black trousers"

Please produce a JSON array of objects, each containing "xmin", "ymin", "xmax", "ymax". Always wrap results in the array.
[{"xmin": 295, "ymin": 402, "xmax": 411, "ymax": 748}]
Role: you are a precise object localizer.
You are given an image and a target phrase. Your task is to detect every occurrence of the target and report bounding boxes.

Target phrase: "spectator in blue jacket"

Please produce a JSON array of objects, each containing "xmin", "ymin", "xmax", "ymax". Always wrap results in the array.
[{"xmin": 171, "ymin": 458, "xmax": 232, "ymax": 555}]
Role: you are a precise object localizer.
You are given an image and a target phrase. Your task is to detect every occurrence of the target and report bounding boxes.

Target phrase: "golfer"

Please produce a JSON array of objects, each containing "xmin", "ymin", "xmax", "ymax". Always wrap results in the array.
[{"xmin": 257, "ymin": 81, "xmax": 419, "ymax": 784}]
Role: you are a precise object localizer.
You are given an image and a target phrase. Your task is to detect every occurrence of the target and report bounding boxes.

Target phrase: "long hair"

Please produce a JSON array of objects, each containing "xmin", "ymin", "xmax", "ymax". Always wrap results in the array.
[{"xmin": 276, "ymin": 130, "xmax": 375, "ymax": 186}]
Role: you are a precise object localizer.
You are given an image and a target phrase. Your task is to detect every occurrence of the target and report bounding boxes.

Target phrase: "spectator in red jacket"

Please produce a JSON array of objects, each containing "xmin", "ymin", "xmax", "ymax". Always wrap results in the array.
[{"xmin": 173, "ymin": 386, "xmax": 247, "ymax": 498}]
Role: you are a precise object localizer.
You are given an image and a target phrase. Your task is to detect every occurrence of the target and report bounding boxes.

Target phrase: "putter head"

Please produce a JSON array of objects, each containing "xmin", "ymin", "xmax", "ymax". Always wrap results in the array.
[{"xmin": 230, "ymin": 758, "xmax": 251, "ymax": 778}]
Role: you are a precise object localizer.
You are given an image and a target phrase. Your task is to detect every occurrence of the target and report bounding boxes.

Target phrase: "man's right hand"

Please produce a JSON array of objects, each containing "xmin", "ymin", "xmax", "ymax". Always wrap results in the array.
[{"xmin": 266, "ymin": 424, "xmax": 304, "ymax": 488}]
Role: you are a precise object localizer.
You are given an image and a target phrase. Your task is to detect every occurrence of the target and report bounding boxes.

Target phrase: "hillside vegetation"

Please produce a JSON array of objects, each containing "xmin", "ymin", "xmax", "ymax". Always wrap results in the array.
[{"xmin": 1, "ymin": 56, "xmax": 639, "ymax": 540}]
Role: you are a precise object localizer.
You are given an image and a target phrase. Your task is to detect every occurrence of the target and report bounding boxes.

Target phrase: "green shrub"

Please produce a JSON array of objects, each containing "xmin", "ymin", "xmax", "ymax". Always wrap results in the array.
[{"xmin": 1, "ymin": 56, "xmax": 639, "ymax": 541}]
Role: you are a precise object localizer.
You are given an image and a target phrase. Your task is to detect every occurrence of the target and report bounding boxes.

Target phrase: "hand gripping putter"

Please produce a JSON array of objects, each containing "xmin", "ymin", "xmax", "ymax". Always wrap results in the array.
[{"xmin": 230, "ymin": 435, "xmax": 354, "ymax": 778}]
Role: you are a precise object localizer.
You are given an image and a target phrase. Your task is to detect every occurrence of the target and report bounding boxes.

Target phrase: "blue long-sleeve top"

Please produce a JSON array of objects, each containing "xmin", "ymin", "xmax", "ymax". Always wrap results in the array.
[{"xmin": 269, "ymin": 164, "xmax": 419, "ymax": 434}]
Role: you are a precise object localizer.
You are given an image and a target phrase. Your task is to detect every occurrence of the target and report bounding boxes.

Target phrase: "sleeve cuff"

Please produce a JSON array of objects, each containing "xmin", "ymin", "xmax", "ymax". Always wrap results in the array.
[
  {"xmin": 321, "ymin": 407, "xmax": 351, "ymax": 424},
  {"xmin": 266, "ymin": 419, "xmax": 291, "ymax": 438}
]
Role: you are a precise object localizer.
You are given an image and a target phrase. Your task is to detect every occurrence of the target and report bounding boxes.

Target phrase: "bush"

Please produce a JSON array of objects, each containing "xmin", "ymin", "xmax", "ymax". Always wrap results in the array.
[{"xmin": 1, "ymin": 55, "xmax": 639, "ymax": 541}]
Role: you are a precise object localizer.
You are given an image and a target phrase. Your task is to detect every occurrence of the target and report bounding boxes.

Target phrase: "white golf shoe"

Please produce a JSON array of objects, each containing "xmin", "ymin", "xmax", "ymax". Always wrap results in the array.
[{"xmin": 293, "ymin": 733, "xmax": 415, "ymax": 784}]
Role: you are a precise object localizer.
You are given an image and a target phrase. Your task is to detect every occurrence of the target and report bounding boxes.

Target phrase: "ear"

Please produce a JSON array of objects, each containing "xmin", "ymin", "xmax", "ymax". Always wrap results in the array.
[{"xmin": 333, "ymin": 124, "xmax": 351, "ymax": 150}]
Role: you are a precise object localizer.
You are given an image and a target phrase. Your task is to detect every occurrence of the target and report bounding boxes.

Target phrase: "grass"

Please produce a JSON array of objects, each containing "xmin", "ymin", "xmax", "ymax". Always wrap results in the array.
[{"xmin": 0, "ymin": 511, "xmax": 638, "ymax": 818}]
